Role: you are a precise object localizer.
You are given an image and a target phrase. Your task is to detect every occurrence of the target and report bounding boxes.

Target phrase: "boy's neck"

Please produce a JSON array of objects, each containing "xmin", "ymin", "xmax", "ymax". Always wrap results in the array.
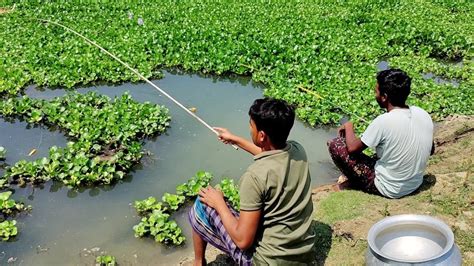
[{"xmin": 261, "ymin": 142, "xmax": 286, "ymax": 152}]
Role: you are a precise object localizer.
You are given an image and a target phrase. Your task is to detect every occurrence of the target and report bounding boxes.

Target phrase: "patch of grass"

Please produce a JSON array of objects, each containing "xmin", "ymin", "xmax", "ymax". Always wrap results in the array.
[
  {"xmin": 378, "ymin": 203, "xmax": 391, "ymax": 217},
  {"xmin": 454, "ymin": 123, "xmax": 472, "ymax": 136},
  {"xmin": 324, "ymin": 236, "xmax": 367, "ymax": 265},
  {"xmin": 429, "ymin": 154, "xmax": 443, "ymax": 164},
  {"xmin": 417, "ymin": 173, "xmax": 470, "ymax": 217},
  {"xmin": 453, "ymin": 227, "xmax": 474, "ymax": 256},
  {"xmin": 431, "ymin": 197, "xmax": 462, "ymax": 216},
  {"xmin": 455, "ymin": 161, "xmax": 473, "ymax": 172},
  {"xmin": 460, "ymin": 138, "xmax": 472, "ymax": 147},
  {"xmin": 315, "ymin": 190, "xmax": 379, "ymax": 224}
]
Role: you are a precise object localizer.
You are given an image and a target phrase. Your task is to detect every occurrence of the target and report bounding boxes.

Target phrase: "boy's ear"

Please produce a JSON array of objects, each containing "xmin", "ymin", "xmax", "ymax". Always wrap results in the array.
[{"xmin": 258, "ymin": 130, "xmax": 266, "ymax": 142}]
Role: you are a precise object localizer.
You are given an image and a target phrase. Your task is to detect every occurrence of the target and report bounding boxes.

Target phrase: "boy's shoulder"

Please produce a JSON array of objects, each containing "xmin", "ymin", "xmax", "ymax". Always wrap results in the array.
[
  {"xmin": 287, "ymin": 140, "xmax": 308, "ymax": 160},
  {"xmin": 247, "ymin": 140, "xmax": 308, "ymax": 173},
  {"xmin": 287, "ymin": 140, "xmax": 304, "ymax": 150}
]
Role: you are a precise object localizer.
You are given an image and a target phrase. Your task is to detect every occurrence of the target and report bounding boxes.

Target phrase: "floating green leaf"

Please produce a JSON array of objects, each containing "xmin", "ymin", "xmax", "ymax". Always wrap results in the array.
[
  {"xmin": 96, "ymin": 255, "xmax": 116, "ymax": 266},
  {"xmin": 0, "ymin": 220, "xmax": 18, "ymax": 241}
]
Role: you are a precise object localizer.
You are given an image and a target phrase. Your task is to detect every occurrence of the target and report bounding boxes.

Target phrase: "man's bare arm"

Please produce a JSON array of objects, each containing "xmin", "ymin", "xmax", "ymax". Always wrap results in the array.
[{"xmin": 339, "ymin": 122, "xmax": 367, "ymax": 154}]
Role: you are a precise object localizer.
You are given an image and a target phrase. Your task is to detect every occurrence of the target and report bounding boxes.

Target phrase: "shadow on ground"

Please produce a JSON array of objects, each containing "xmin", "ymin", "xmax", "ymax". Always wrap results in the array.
[
  {"xmin": 312, "ymin": 220, "xmax": 333, "ymax": 265},
  {"xmin": 207, "ymin": 254, "xmax": 235, "ymax": 265},
  {"xmin": 410, "ymin": 173, "xmax": 437, "ymax": 196}
]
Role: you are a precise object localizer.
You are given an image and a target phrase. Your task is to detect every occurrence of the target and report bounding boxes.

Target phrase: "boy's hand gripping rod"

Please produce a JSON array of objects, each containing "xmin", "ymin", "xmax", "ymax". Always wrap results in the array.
[{"xmin": 39, "ymin": 19, "xmax": 238, "ymax": 150}]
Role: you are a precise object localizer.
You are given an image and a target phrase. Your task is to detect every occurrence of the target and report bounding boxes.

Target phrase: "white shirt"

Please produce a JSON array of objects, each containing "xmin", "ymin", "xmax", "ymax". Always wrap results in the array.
[{"xmin": 361, "ymin": 106, "xmax": 433, "ymax": 198}]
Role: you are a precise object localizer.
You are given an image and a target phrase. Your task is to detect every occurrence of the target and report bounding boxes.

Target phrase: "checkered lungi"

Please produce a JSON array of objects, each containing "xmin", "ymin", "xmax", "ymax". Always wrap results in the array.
[
  {"xmin": 327, "ymin": 137, "xmax": 381, "ymax": 195},
  {"xmin": 188, "ymin": 198, "xmax": 253, "ymax": 265}
]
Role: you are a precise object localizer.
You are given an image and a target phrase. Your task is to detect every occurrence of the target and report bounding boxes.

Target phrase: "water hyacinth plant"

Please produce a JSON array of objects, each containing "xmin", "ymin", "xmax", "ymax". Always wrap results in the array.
[
  {"xmin": 0, "ymin": 92, "xmax": 171, "ymax": 188},
  {"xmin": 133, "ymin": 171, "xmax": 241, "ymax": 246},
  {"xmin": 0, "ymin": 220, "xmax": 17, "ymax": 241},
  {"xmin": 96, "ymin": 255, "xmax": 116, "ymax": 266},
  {"xmin": 176, "ymin": 171, "xmax": 213, "ymax": 197},
  {"xmin": 134, "ymin": 196, "xmax": 165, "ymax": 216},
  {"xmin": 0, "ymin": 191, "xmax": 31, "ymax": 217},
  {"xmin": 216, "ymin": 178, "xmax": 240, "ymax": 210},
  {"xmin": 0, "ymin": 191, "xmax": 32, "ymax": 241},
  {"xmin": 132, "ymin": 171, "xmax": 214, "ymax": 245}
]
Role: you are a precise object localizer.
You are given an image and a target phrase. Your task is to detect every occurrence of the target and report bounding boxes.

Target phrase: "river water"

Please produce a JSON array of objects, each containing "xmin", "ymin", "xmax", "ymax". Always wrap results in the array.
[{"xmin": 0, "ymin": 70, "xmax": 338, "ymax": 265}]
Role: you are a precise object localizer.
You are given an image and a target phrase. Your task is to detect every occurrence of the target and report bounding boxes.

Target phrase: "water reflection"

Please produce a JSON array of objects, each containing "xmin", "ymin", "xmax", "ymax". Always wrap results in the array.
[
  {"xmin": 377, "ymin": 60, "xmax": 389, "ymax": 71},
  {"xmin": 422, "ymin": 73, "xmax": 459, "ymax": 87}
]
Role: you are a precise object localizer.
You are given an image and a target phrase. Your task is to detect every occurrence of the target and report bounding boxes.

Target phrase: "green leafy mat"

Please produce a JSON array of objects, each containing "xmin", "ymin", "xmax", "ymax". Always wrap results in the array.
[
  {"xmin": 0, "ymin": 92, "xmax": 170, "ymax": 187},
  {"xmin": 1, "ymin": 1, "xmax": 472, "ymax": 128}
]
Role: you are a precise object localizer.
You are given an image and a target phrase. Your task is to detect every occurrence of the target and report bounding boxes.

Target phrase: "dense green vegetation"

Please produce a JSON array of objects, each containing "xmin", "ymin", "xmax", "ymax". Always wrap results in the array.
[
  {"xmin": 133, "ymin": 171, "xmax": 239, "ymax": 246},
  {"xmin": 0, "ymin": 92, "xmax": 170, "ymax": 187},
  {"xmin": 1, "ymin": 1, "xmax": 472, "ymax": 127}
]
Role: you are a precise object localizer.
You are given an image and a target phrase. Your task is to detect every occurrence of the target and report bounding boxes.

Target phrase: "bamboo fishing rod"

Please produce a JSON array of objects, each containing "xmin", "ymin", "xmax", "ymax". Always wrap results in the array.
[{"xmin": 38, "ymin": 19, "xmax": 239, "ymax": 150}]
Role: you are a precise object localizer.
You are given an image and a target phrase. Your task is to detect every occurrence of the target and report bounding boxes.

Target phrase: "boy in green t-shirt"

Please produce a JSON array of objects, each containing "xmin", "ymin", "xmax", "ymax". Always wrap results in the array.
[{"xmin": 188, "ymin": 98, "xmax": 315, "ymax": 265}]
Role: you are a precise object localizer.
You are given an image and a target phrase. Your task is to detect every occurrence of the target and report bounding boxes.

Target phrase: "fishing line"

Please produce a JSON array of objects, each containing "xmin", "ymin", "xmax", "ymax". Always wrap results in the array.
[{"xmin": 38, "ymin": 19, "xmax": 239, "ymax": 150}]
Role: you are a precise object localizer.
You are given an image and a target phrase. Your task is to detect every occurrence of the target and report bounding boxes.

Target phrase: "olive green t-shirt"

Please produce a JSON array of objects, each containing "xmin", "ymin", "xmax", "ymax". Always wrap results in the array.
[{"xmin": 239, "ymin": 141, "xmax": 315, "ymax": 265}]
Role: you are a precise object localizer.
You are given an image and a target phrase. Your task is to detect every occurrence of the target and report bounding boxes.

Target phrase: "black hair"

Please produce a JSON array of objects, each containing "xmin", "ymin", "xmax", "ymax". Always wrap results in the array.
[
  {"xmin": 248, "ymin": 98, "xmax": 295, "ymax": 148},
  {"xmin": 376, "ymin": 69, "xmax": 411, "ymax": 107}
]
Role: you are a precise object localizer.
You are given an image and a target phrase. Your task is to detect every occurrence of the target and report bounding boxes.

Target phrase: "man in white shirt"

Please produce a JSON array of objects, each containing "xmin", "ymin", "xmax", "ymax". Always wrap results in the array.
[{"xmin": 327, "ymin": 69, "xmax": 434, "ymax": 198}]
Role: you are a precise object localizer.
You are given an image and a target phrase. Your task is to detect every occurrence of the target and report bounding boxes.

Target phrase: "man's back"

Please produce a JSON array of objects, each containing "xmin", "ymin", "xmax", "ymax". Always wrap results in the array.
[
  {"xmin": 362, "ymin": 106, "xmax": 433, "ymax": 198},
  {"xmin": 239, "ymin": 140, "xmax": 315, "ymax": 264}
]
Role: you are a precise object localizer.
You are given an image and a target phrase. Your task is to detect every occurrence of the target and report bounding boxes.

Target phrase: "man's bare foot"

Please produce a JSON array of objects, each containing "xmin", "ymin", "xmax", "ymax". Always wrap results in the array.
[
  {"xmin": 331, "ymin": 175, "xmax": 351, "ymax": 191},
  {"xmin": 337, "ymin": 175, "xmax": 349, "ymax": 184}
]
